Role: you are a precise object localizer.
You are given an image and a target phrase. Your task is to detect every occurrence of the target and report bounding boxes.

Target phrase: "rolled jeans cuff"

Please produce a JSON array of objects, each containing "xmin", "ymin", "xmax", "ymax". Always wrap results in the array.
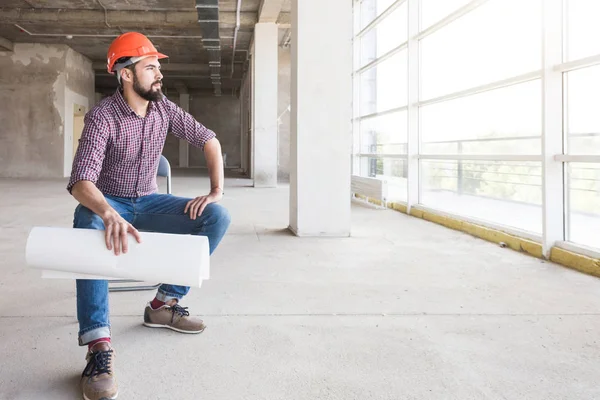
[
  {"xmin": 156, "ymin": 289, "xmax": 183, "ymax": 303},
  {"xmin": 79, "ymin": 325, "xmax": 111, "ymax": 346}
]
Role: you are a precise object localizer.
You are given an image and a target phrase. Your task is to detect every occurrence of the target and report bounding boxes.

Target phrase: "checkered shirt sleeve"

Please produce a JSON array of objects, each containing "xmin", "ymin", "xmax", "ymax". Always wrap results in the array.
[
  {"xmin": 165, "ymin": 98, "xmax": 216, "ymax": 150},
  {"xmin": 67, "ymin": 113, "xmax": 110, "ymax": 193}
]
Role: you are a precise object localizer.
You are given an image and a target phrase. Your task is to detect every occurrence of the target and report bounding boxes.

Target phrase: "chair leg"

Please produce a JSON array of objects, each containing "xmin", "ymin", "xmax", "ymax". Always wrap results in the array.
[{"xmin": 108, "ymin": 281, "xmax": 161, "ymax": 292}]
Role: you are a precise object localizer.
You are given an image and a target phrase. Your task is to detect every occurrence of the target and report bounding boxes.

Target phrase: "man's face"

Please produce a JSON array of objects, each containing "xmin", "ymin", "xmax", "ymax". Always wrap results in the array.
[{"xmin": 130, "ymin": 56, "xmax": 164, "ymax": 102}]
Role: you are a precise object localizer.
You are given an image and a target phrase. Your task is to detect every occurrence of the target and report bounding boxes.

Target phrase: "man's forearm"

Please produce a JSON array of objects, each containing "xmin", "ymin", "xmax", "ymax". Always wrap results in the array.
[
  {"xmin": 204, "ymin": 138, "xmax": 224, "ymax": 194},
  {"xmin": 71, "ymin": 180, "xmax": 114, "ymax": 218}
]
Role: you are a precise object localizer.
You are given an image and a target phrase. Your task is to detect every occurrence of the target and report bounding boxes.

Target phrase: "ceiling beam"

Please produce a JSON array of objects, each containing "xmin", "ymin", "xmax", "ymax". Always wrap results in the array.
[
  {"xmin": 0, "ymin": 9, "xmax": 291, "ymax": 28},
  {"xmin": 195, "ymin": 1, "xmax": 222, "ymax": 96},
  {"xmin": 258, "ymin": 0, "xmax": 285, "ymax": 23},
  {"xmin": 0, "ymin": 9, "xmax": 259, "ymax": 28},
  {"xmin": 0, "ymin": 37, "xmax": 14, "ymax": 52},
  {"xmin": 277, "ymin": 12, "xmax": 291, "ymax": 27},
  {"xmin": 247, "ymin": 8, "xmax": 290, "ymax": 57}
]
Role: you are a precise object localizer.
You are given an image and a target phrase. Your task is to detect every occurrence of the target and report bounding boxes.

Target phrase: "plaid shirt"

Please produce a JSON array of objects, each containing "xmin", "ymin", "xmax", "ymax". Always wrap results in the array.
[{"xmin": 67, "ymin": 89, "xmax": 215, "ymax": 198}]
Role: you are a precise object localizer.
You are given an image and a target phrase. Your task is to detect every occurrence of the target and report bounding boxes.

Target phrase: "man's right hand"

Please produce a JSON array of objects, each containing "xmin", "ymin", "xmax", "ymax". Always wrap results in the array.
[
  {"xmin": 70, "ymin": 181, "xmax": 142, "ymax": 256},
  {"xmin": 101, "ymin": 210, "xmax": 142, "ymax": 255}
]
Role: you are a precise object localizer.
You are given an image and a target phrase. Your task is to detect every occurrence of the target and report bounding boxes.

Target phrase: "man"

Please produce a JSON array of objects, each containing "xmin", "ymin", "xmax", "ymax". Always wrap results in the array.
[{"xmin": 68, "ymin": 32, "xmax": 230, "ymax": 400}]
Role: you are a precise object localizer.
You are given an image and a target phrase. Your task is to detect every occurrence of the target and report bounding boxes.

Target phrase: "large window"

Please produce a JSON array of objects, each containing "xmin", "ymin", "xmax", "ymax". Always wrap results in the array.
[
  {"xmin": 352, "ymin": 0, "xmax": 600, "ymax": 254},
  {"xmin": 359, "ymin": 3, "xmax": 407, "ymax": 68},
  {"xmin": 354, "ymin": 0, "xmax": 408, "ymax": 202},
  {"xmin": 421, "ymin": 81, "xmax": 541, "ymax": 155},
  {"xmin": 419, "ymin": 0, "xmax": 472, "ymax": 30},
  {"xmin": 565, "ymin": 0, "xmax": 600, "ymax": 61},
  {"xmin": 359, "ymin": 51, "xmax": 408, "ymax": 116},
  {"xmin": 420, "ymin": 0, "xmax": 541, "ymax": 100},
  {"xmin": 359, "ymin": 0, "xmax": 398, "ymax": 30},
  {"xmin": 565, "ymin": 65, "xmax": 600, "ymax": 248},
  {"xmin": 567, "ymin": 163, "xmax": 600, "ymax": 249},
  {"xmin": 421, "ymin": 160, "xmax": 542, "ymax": 233},
  {"xmin": 359, "ymin": 112, "xmax": 407, "ymax": 155},
  {"xmin": 565, "ymin": 66, "xmax": 600, "ymax": 155}
]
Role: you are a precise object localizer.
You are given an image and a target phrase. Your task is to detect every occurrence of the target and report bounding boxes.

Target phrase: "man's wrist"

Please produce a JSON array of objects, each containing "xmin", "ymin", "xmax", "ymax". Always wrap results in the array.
[
  {"xmin": 99, "ymin": 206, "xmax": 117, "ymax": 220},
  {"xmin": 211, "ymin": 187, "xmax": 223, "ymax": 195}
]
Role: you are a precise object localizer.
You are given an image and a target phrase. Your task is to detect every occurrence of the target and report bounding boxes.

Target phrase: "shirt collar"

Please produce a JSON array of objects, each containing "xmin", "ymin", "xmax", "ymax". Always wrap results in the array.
[
  {"xmin": 113, "ymin": 88, "xmax": 156, "ymax": 117},
  {"xmin": 113, "ymin": 88, "xmax": 134, "ymax": 116}
]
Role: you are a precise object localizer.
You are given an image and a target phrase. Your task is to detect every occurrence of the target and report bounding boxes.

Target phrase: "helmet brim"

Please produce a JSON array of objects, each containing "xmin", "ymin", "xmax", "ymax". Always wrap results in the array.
[{"xmin": 108, "ymin": 52, "xmax": 169, "ymax": 74}]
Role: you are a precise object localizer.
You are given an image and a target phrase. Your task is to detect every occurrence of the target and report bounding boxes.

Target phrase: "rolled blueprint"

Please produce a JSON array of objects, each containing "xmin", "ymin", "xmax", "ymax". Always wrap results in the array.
[{"xmin": 25, "ymin": 227, "xmax": 209, "ymax": 288}]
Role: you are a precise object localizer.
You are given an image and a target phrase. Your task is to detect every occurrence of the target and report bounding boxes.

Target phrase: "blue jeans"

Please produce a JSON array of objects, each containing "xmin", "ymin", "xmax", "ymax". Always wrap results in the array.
[{"xmin": 73, "ymin": 193, "xmax": 231, "ymax": 346}]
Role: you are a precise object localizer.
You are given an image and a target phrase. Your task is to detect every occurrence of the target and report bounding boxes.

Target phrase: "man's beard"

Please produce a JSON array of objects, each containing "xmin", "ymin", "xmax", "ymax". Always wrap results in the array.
[{"xmin": 132, "ymin": 71, "xmax": 163, "ymax": 102}]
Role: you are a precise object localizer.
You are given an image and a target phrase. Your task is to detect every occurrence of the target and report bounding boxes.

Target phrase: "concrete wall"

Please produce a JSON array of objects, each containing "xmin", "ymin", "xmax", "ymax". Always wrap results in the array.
[
  {"xmin": 65, "ymin": 47, "xmax": 94, "ymax": 101},
  {"xmin": 0, "ymin": 44, "xmax": 66, "ymax": 178},
  {"xmin": 64, "ymin": 47, "xmax": 95, "ymax": 177},
  {"xmin": 162, "ymin": 45, "xmax": 290, "ymax": 178},
  {"xmin": 0, "ymin": 43, "xmax": 94, "ymax": 178},
  {"xmin": 278, "ymin": 45, "xmax": 291, "ymax": 182},
  {"xmin": 142, "ymin": 93, "xmax": 242, "ymax": 171},
  {"xmin": 188, "ymin": 95, "xmax": 241, "ymax": 168}
]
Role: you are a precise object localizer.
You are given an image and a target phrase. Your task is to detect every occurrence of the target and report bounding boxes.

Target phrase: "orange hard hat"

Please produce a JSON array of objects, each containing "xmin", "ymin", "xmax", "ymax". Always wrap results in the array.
[{"xmin": 106, "ymin": 32, "xmax": 168, "ymax": 73}]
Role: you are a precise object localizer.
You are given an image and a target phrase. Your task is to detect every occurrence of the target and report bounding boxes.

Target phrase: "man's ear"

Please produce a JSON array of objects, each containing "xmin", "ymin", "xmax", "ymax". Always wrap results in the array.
[{"xmin": 120, "ymin": 68, "xmax": 133, "ymax": 84}]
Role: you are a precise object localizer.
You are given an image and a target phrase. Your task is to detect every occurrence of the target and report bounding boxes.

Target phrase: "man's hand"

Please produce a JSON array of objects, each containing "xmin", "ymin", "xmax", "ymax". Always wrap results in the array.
[
  {"xmin": 101, "ymin": 209, "xmax": 142, "ymax": 255},
  {"xmin": 184, "ymin": 189, "xmax": 223, "ymax": 220}
]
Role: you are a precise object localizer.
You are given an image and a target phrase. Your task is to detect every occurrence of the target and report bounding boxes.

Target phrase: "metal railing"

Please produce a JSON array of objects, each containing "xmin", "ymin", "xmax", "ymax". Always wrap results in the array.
[{"xmin": 355, "ymin": 133, "xmax": 600, "ymax": 199}]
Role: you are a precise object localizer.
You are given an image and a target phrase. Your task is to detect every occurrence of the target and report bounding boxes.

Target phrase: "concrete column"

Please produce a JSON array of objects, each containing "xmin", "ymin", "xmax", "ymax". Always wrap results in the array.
[
  {"xmin": 179, "ymin": 93, "xmax": 190, "ymax": 168},
  {"xmin": 541, "ymin": 0, "xmax": 565, "ymax": 258},
  {"xmin": 289, "ymin": 0, "xmax": 352, "ymax": 237},
  {"xmin": 252, "ymin": 22, "xmax": 279, "ymax": 187},
  {"xmin": 407, "ymin": 0, "xmax": 420, "ymax": 212},
  {"xmin": 240, "ymin": 75, "xmax": 249, "ymax": 174}
]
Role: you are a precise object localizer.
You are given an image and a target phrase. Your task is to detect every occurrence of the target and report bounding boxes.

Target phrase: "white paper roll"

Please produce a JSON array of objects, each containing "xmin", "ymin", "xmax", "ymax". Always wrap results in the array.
[
  {"xmin": 41, "ymin": 270, "xmax": 120, "ymax": 280},
  {"xmin": 26, "ymin": 227, "xmax": 209, "ymax": 288}
]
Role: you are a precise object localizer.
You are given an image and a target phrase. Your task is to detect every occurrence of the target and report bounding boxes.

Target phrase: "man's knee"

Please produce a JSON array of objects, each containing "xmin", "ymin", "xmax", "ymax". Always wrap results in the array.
[
  {"xmin": 205, "ymin": 203, "xmax": 231, "ymax": 229},
  {"xmin": 73, "ymin": 205, "xmax": 105, "ymax": 230}
]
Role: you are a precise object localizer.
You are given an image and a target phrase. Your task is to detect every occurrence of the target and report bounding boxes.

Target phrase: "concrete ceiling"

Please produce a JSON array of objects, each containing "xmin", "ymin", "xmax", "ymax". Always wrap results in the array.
[{"xmin": 0, "ymin": 0, "xmax": 291, "ymax": 96}]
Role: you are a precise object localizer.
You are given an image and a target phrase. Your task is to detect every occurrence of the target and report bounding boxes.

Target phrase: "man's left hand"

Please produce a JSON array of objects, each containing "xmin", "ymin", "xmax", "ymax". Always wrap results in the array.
[{"xmin": 184, "ymin": 190, "xmax": 223, "ymax": 219}]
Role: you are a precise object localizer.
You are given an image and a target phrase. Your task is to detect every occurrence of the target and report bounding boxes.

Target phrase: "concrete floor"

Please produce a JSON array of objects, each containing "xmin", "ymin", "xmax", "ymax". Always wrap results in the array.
[{"xmin": 1, "ymin": 172, "xmax": 599, "ymax": 399}]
